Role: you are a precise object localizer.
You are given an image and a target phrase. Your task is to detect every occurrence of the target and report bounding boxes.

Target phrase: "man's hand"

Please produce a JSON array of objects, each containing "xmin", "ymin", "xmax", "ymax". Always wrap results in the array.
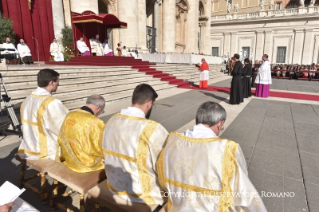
[{"xmin": 0, "ymin": 202, "xmax": 14, "ymax": 212}]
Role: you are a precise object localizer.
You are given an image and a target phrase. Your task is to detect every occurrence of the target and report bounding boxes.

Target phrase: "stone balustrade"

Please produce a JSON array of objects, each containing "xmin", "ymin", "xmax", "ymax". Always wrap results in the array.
[{"xmin": 211, "ymin": 6, "xmax": 319, "ymax": 21}]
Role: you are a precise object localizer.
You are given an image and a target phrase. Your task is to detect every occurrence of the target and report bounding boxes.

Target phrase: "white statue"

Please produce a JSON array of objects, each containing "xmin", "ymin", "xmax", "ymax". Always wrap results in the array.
[
  {"xmin": 269, "ymin": 0, "xmax": 274, "ymax": 10},
  {"xmin": 299, "ymin": 0, "xmax": 305, "ymax": 7},
  {"xmin": 227, "ymin": 2, "xmax": 231, "ymax": 13},
  {"xmin": 260, "ymin": 0, "xmax": 265, "ymax": 10},
  {"xmin": 234, "ymin": 3, "xmax": 239, "ymax": 12}
]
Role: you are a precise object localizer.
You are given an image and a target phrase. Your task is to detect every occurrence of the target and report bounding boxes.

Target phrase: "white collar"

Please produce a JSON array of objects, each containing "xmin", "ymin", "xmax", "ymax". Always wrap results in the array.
[
  {"xmin": 120, "ymin": 107, "xmax": 145, "ymax": 118},
  {"xmin": 183, "ymin": 124, "xmax": 218, "ymax": 139},
  {"xmin": 32, "ymin": 87, "xmax": 52, "ymax": 96}
]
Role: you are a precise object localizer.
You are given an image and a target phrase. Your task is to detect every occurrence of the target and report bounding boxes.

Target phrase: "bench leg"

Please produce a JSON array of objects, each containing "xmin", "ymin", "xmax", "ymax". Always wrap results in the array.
[
  {"xmin": 40, "ymin": 173, "xmax": 48, "ymax": 204},
  {"xmin": 18, "ymin": 162, "xmax": 26, "ymax": 189},
  {"xmin": 79, "ymin": 193, "xmax": 85, "ymax": 212},
  {"xmin": 50, "ymin": 179, "xmax": 59, "ymax": 210}
]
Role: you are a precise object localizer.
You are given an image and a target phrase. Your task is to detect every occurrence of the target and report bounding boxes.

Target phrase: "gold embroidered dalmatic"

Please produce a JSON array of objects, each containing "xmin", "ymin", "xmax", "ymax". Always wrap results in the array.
[
  {"xmin": 18, "ymin": 91, "xmax": 69, "ymax": 160},
  {"xmin": 156, "ymin": 132, "xmax": 267, "ymax": 212},
  {"xmin": 102, "ymin": 113, "xmax": 169, "ymax": 205},
  {"xmin": 58, "ymin": 109, "xmax": 105, "ymax": 173}
]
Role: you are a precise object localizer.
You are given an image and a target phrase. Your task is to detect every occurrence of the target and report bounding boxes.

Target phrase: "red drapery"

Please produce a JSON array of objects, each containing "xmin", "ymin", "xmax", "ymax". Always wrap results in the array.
[{"xmin": 1, "ymin": 0, "xmax": 54, "ymax": 61}]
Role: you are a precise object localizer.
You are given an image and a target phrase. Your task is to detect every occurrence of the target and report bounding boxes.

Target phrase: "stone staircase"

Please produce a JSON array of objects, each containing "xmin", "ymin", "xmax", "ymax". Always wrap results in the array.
[
  {"xmin": 152, "ymin": 64, "xmax": 226, "ymax": 84},
  {"xmin": 1, "ymin": 66, "xmax": 176, "ymax": 111}
]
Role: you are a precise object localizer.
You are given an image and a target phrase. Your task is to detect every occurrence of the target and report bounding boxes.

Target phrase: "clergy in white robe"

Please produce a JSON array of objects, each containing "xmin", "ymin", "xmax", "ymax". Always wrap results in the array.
[
  {"xmin": 102, "ymin": 84, "xmax": 169, "ymax": 206},
  {"xmin": 50, "ymin": 38, "xmax": 64, "ymax": 62},
  {"xmin": 122, "ymin": 46, "xmax": 130, "ymax": 57},
  {"xmin": 2, "ymin": 37, "xmax": 21, "ymax": 64},
  {"xmin": 255, "ymin": 54, "xmax": 272, "ymax": 98},
  {"xmin": 18, "ymin": 69, "xmax": 69, "ymax": 160},
  {"xmin": 76, "ymin": 37, "xmax": 90, "ymax": 56},
  {"xmin": 103, "ymin": 42, "xmax": 113, "ymax": 56},
  {"xmin": 17, "ymin": 39, "xmax": 34, "ymax": 64},
  {"xmin": 90, "ymin": 35, "xmax": 104, "ymax": 56},
  {"xmin": 156, "ymin": 102, "xmax": 267, "ymax": 212}
]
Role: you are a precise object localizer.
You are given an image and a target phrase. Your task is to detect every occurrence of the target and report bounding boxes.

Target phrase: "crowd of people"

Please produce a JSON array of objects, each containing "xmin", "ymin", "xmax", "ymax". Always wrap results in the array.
[
  {"xmin": 270, "ymin": 63, "xmax": 319, "ymax": 79},
  {"xmin": 2, "ymin": 68, "xmax": 268, "ymax": 211},
  {"xmin": 227, "ymin": 53, "xmax": 272, "ymax": 105}
]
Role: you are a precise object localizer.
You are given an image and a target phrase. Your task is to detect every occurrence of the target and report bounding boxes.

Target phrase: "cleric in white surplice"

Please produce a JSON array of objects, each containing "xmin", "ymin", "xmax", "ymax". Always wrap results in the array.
[
  {"xmin": 17, "ymin": 39, "xmax": 34, "ymax": 64},
  {"xmin": 156, "ymin": 101, "xmax": 267, "ymax": 212},
  {"xmin": 50, "ymin": 38, "xmax": 64, "ymax": 62}
]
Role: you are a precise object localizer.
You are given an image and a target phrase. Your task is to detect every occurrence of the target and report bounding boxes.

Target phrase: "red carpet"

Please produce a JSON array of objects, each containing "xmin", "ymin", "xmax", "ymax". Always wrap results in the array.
[{"xmin": 179, "ymin": 84, "xmax": 319, "ymax": 102}]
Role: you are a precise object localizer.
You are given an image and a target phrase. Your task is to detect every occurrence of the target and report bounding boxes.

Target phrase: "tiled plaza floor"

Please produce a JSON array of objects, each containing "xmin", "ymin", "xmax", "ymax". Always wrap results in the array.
[{"xmin": 0, "ymin": 76, "xmax": 318, "ymax": 211}]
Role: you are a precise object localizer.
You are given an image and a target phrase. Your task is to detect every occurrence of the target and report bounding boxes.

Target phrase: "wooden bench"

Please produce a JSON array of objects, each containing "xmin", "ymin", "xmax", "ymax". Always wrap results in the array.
[
  {"xmin": 87, "ymin": 179, "xmax": 163, "ymax": 212},
  {"xmin": 15, "ymin": 154, "xmax": 56, "ymax": 204},
  {"xmin": 47, "ymin": 163, "xmax": 106, "ymax": 212}
]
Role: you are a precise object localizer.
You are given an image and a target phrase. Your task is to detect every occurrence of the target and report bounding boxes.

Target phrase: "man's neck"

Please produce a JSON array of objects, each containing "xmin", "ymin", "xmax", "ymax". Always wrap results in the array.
[{"xmin": 42, "ymin": 87, "xmax": 52, "ymax": 94}]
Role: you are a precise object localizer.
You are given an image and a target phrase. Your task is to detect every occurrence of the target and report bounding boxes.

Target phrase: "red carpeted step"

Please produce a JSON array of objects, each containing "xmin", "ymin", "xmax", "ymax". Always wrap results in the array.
[
  {"xmin": 151, "ymin": 73, "xmax": 170, "ymax": 77},
  {"xmin": 157, "ymin": 76, "xmax": 177, "ymax": 80}
]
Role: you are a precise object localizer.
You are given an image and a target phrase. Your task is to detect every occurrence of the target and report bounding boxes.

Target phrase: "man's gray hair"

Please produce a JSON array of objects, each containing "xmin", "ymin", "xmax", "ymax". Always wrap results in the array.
[
  {"xmin": 196, "ymin": 101, "xmax": 226, "ymax": 127},
  {"xmin": 86, "ymin": 94, "xmax": 105, "ymax": 107}
]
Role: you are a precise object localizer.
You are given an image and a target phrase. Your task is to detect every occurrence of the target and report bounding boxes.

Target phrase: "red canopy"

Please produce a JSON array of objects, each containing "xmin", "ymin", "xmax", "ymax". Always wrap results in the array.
[{"xmin": 71, "ymin": 11, "xmax": 127, "ymax": 55}]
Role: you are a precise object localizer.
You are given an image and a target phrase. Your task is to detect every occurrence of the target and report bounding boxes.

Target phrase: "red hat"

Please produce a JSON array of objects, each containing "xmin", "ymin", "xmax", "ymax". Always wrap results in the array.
[
  {"xmin": 117, "ymin": 43, "xmax": 121, "ymax": 46},
  {"xmin": 202, "ymin": 58, "xmax": 205, "ymax": 61}
]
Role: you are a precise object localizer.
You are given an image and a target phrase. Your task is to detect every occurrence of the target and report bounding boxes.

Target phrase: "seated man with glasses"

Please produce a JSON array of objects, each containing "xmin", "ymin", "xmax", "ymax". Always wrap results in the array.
[
  {"xmin": 58, "ymin": 94, "xmax": 105, "ymax": 173},
  {"xmin": 156, "ymin": 101, "xmax": 267, "ymax": 211}
]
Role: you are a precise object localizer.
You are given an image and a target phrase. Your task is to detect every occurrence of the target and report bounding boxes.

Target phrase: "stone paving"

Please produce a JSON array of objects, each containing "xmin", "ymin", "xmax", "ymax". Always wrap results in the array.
[{"xmin": 0, "ymin": 76, "xmax": 319, "ymax": 211}]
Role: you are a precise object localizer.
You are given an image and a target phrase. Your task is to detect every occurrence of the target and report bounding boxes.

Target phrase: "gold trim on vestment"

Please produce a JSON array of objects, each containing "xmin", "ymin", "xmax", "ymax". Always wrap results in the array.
[
  {"xmin": 137, "ymin": 120, "xmax": 158, "ymax": 204},
  {"xmin": 18, "ymin": 149, "xmax": 40, "ymax": 156},
  {"xmin": 107, "ymin": 182, "xmax": 142, "ymax": 198},
  {"xmin": 156, "ymin": 132, "xmax": 174, "ymax": 188},
  {"xmin": 218, "ymin": 140, "xmax": 238, "ymax": 212},
  {"xmin": 30, "ymin": 94, "xmax": 50, "ymax": 98},
  {"xmin": 37, "ymin": 97, "xmax": 55, "ymax": 159},
  {"xmin": 20, "ymin": 101, "xmax": 38, "ymax": 126},
  {"xmin": 103, "ymin": 149, "xmax": 137, "ymax": 163},
  {"xmin": 175, "ymin": 132, "xmax": 227, "ymax": 143},
  {"xmin": 116, "ymin": 113, "xmax": 147, "ymax": 121}
]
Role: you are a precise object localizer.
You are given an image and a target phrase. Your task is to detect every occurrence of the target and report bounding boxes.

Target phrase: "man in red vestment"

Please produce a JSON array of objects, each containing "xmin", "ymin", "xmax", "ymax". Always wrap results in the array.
[{"xmin": 199, "ymin": 58, "xmax": 210, "ymax": 88}]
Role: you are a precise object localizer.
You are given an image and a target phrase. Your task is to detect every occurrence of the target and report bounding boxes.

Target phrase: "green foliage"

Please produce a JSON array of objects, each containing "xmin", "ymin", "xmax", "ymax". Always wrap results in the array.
[
  {"xmin": 0, "ymin": 15, "xmax": 16, "ymax": 44},
  {"xmin": 61, "ymin": 26, "xmax": 73, "ymax": 48}
]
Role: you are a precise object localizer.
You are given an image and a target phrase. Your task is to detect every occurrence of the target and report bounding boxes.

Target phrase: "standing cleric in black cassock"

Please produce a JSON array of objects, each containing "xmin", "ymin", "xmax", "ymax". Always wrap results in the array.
[
  {"xmin": 229, "ymin": 54, "xmax": 244, "ymax": 105},
  {"xmin": 242, "ymin": 58, "xmax": 252, "ymax": 98}
]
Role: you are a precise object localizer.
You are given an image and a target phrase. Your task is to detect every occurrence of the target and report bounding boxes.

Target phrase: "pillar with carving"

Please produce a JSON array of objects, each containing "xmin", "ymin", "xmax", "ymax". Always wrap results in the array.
[{"xmin": 162, "ymin": 0, "xmax": 176, "ymax": 52}]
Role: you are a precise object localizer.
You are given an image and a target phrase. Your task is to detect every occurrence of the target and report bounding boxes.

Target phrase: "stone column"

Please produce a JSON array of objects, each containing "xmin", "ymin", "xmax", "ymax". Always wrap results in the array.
[
  {"xmin": 255, "ymin": 30, "xmax": 264, "ymax": 61},
  {"xmin": 301, "ymin": 29, "xmax": 314, "ymax": 64},
  {"xmin": 292, "ymin": 29, "xmax": 304, "ymax": 64},
  {"xmin": 185, "ymin": 0, "xmax": 199, "ymax": 53},
  {"xmin": 70, "ymin": 0, "xmax": 98, "ymax": 14},
  {"xmin": 203, "ymin": 0, "xmax": 212, "ymax": 55},
  {"xmin": 154, "ymin": 0, "xmax": 162, "ymax": 52},
  {"xmin": 52, "ymin": 0, "xmax": 66, "ymax": 41},
  {"xmin": 263, "ymin": 30, "xmax": 272, "ymax": 59},
  {"xmin": 223, "ymin": 32, "xmax": 231, "ymax": 57},
  {"xmin": 63, "ymin": 0, "xmax": 72, "ymax": 27},
  {"xmin": 118, "ymin": 0, "xmax": 139, "ymax": 49},
  {"xmin": 230, "ymin": 32, "xmax": 238, "ymax": 56},
  {"xmin": 162, "ymin": 0, "xmax": 176, "ymax": 52},
  {"xmin": 138, "ymin": 0, "xmax": 148, "ymax": 52}
]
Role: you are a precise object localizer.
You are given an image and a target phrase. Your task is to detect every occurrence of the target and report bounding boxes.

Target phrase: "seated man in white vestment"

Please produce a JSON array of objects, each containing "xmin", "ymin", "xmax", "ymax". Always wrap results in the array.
[
  {"xmin": 89, "ymin": 35, "xmax": 104, "ymax": 56},
  {"xmin": 18, "ymin": 69, "xmax": 69, "ymax": 160},
  {"xmin": 103, "ymin": 39, "xmax": 113, "ymax": 56},
  {"xmin": 102, "ymin": 84, "xmax": 169, "ymax": 206},
  {"xmin": 76, "ymin": 37, "xmax": 90, "ymax": 56},
  {"xmin": 2, "ymin": 37, "xmax": 21, "ymax": 64},
  {"xmin": 156, "ymin": 101, "xmax": 267, "ymax": 212},
  {"xmin": 50, "ymin": 38, "xmax": 64, "ymax": 62},
  {"xmin": 17, "ymin": 39, "xmax": 34, "ymax": 64},
  {"xmin": 121, "ymin": 46, "xmax": 130, "ymax": 57}
]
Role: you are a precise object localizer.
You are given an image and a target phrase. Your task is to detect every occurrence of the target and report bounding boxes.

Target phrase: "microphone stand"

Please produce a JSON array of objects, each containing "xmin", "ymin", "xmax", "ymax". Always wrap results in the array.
[{"xmin": 32, "ymin": 37, "xmax": 40, "ymax": 66}]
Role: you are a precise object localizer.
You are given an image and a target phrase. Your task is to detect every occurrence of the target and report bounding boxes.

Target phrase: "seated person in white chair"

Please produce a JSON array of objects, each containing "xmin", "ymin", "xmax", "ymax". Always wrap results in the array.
[
  {"xmin": 103, "ymin": 39, "xmax": 113, "ymax": 56},
  {"xmin": 2, "ymin": 37, "xmax": 20, "ymax": 64},
  {"xmin": 76, "ymin": 37, "xmax": 90, "ymax": 56},
  {"xmin": 89, "ymin": 35, "xmax": 104, "ymax": 56},
  {"xmin": 50, "ymin": 38, "xmax": 64, "ymax": 62},
  {"xmin": 17, "ymin": 39, "xmax": 34, "ymax": 64}
]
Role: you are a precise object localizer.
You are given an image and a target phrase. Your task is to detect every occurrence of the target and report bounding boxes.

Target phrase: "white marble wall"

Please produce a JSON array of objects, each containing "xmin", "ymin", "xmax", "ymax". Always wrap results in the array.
[{"xmin": 70, "ymin": 0, "xmax": 99, "ymax": 14}]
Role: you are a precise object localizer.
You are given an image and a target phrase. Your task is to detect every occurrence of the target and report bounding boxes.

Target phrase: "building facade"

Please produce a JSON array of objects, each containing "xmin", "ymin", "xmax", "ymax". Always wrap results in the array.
[
  {"xmin": 210, "ymin": 0, "xmax": 319, "ymax": 64},
  {"xmin": 52, "ymin": 0, "xmax": 212, "ymax": 54}
]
